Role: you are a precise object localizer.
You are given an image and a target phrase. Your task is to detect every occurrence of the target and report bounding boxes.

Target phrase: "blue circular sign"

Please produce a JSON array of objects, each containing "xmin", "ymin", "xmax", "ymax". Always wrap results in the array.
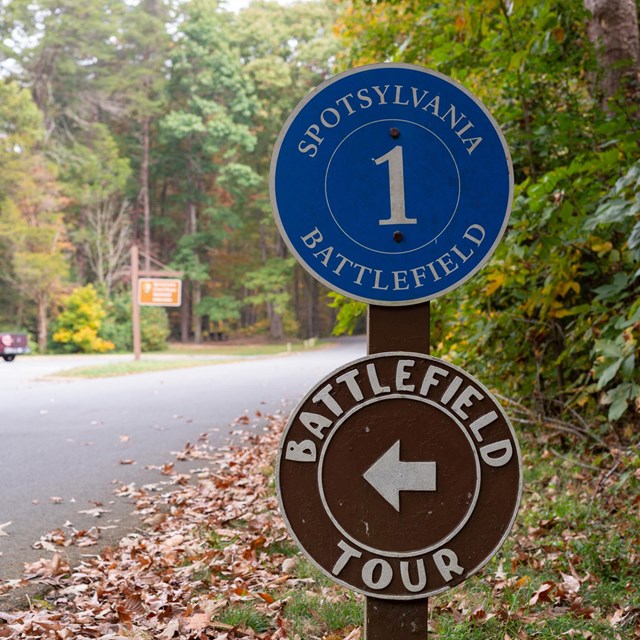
[{"xmin": 270, "ymin": 63, "xmax": 513, "ymax": 305}]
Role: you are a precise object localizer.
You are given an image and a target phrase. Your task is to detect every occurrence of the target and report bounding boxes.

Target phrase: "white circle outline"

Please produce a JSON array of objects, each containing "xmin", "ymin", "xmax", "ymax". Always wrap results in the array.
[
  {"xmin": 269, "ymin": 62, "xmax": 514, "ymax": 306},
  {"xmin": 324, "ymin": 119, "xmax": 461, "ymax": 255},
  {"xmin": 317, "ymin": 393, "xmax": 481, "ymax": 558}
]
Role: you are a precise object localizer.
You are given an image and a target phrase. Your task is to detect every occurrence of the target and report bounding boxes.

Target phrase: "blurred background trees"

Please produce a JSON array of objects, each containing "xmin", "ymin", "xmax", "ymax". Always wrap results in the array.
[{"xmin": 0, "ymin": 0, "xmax": 638, "ymax": 433}]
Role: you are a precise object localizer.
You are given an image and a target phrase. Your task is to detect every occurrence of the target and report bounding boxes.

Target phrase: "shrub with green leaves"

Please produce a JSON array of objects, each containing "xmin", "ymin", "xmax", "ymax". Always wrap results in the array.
[
  {"xmin": 335, "ymin": 0, "xmax": 640, "ymax": 433},
  {"xmin": 101, "ymin": 290, "xmax": 170, "ymax": 352}
]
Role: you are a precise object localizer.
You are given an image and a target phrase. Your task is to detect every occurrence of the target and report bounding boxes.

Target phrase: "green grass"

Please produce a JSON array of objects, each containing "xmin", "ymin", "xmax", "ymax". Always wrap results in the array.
[
  {"xmin": 216, "ymin": 603, "xmax": 273, "ymax": 633},
  {"xmin": 48, "ymin": 339, "xmax": 329, "ymax": 378},
  {"xmin": 189, "ymin": 436, "xmax": 639, "ymax": 639},
  {"xmin": 284, "ymin": 590, "xmax": 362, "ymax": 638},
  {"xmin": 165, "ymin": 338, "xmax": 326, "ymax": 357},
  {"xmin": 53, "ymin": 358, "xmax": 225, "ymax": 378},
  {"xmin": 242, "ymin": 438, "xmax": 637, "ymax": 639},
  {"xmin": 426, "ymin": 438, "xmax": 640, "ymax": 639}
]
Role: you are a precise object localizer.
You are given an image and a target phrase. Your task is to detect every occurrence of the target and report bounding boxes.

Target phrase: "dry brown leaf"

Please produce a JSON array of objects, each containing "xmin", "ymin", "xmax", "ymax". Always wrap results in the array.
[
  {"xmin": 186, "ymin": 612, "xmax": 211, "ymax": 631},
  {"xmin": 529, "ymin": 581, "xmax": 556, "ymax": 606}
]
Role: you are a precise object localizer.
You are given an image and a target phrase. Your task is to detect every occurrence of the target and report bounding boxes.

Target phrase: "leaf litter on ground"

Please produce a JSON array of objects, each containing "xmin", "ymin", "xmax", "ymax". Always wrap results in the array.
[{"xmin": 0, "ymin": 412, "xmax": 638, "ymax": 639}]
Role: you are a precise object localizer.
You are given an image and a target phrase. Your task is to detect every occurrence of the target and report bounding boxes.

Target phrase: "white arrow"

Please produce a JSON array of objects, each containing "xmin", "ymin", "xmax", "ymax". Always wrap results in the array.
[{"xmin": 363, "ymin": 440, "xmax": 437, "ymax": 512}]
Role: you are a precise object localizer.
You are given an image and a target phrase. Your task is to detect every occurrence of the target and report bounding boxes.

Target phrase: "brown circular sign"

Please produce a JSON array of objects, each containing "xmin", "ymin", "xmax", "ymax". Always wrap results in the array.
[{"xmin": 276, "ymin": 352, "xmax": 522, "ymax": 600}]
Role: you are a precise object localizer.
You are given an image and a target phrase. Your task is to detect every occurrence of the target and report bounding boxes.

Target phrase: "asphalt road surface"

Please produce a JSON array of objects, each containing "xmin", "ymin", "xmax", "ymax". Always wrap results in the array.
[{"xmin": 0, "ymin": 338, "xmax": 365, "ymax": 582}]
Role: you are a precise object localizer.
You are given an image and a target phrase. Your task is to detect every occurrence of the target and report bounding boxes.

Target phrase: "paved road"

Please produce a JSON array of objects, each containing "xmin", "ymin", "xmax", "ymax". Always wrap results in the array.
[{"xmin": 0, "ymin": 338, "xmax": 365, "ymax": 582}]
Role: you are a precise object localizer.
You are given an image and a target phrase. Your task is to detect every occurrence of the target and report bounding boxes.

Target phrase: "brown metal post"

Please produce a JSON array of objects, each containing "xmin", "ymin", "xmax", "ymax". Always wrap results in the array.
[
  {"xmin": 131, "ymin": 245, "xmax": 141, "ymax": 362},
  {"xmin": 366, "ymin": 301, "xmax": 430, "ymax": 639},
  {"xmin": 367, "ymin": 303, "xmax": 430, "ymax": 355}
]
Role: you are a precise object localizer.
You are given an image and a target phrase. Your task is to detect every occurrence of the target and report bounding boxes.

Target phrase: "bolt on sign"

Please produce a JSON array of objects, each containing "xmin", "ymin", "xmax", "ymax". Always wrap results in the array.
[
  {"xmin": 270, "ymin": 63, "xmax": 513, "ymax": 306},
  {"xmin": 138, "ymin": 278, "xmax": 182, "ymax": 307},
  {"xmin": 276, "ymin": 353, "xmax": 521, "ymax": 599}
]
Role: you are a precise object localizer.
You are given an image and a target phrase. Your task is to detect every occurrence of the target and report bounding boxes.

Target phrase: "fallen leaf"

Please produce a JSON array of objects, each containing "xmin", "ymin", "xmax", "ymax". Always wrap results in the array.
[
  {"xmin": 186, "ymin": 612, "xmax": 211, "ymax": 631},
  {"xmin": 529, "ymin": 581, "xmax": 556, "ymax": 606},
  {"xmin": 78, "ymin": 507, "xmax": 111, "ymax": 518},
  {"xmin": 560, "ymin": 572, "xmax": 580, "ymax": 594}
]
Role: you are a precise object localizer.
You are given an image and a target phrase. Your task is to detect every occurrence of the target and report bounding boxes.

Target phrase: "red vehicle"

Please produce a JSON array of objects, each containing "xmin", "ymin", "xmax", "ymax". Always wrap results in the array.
[{"xmin": 0, "ymin": 333, "xmax": 30, "ymax": 362}]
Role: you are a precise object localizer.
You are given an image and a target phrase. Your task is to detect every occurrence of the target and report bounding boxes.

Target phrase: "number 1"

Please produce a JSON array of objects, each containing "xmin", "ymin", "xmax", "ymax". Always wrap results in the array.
[{"xmin": 373, "ymin": 145, "xmax": 417, "ymax": 226}]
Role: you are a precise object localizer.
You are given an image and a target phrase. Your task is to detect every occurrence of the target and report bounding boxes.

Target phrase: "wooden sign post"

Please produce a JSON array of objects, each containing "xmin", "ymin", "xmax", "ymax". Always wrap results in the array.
[{"xmin": 130, "ymin": 244, "xmax": 183, "ymax": 361}]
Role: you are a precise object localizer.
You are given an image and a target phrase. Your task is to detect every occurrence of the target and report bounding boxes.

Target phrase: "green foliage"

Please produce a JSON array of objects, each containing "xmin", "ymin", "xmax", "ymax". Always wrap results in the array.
[
  {"xmin": 592, "ymin": 303, "xmax": 640, "ymax": 421},
  {"xmin": 0, "ymin": 80, "xmax": 70, "ymax": 350},
  {"xmin": 244, "ymin": 257, "xmax": 299, "ymax": 336},
  {"xmin": 52, "ymin": 284, "xmax": 115, "ymax": 353},
  {"xmin": 196, "ymin": 295, "xmax": 242, "ymax": 324},
  {"xmin": 0, "ymin": 0, "xmax": 340, "ymax": 342},
  {"xmin": 337, "ymin": 0, "xmax": 640, "ymax": 430},
  {"xmin": 244, "ymin": 258, "xmax": 295, "ymax": 316},
  {"xmin": 101, "ymin": 291, "xmax": 170, "ymax": 352},
  {"xmin": 327, "ymin": 292, "xmax": 367, "ymax": 336}
]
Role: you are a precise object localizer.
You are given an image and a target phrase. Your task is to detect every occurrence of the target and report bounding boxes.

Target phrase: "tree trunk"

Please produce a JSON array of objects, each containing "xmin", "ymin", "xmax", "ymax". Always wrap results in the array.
[
  {"xmin": 304, "ymin": 274, "xmax": 319, "ymax": 339},
  {"xmin": 192, "ymin": 279, "xmax": 202, "ymax": 343},
  {"xmin": 268, "ymin": 302, "xmax": 284, "ymax": 340},
  {"xmin": 37, "ymin": 294, "xmax": 48, "ymax": 353},
  {"xmin": 186, "ymin": 199, "xmax": 203, "ymax": 344},
  {"xmin": 181, "ymin": 282, "xmax": 190, "ymax": 342},
  {"xmin": 585, "ymin": 0, "xmax": 640, "ymax": 108},
  {"xmin": 140, "ymin": 117, "xmax": 152, "ymax": 270}
]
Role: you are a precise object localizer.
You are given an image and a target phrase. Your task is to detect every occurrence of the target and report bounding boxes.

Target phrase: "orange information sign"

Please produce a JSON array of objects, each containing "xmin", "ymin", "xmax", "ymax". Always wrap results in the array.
[{"xmin": 138, "ymin": 278, "xmax": 182, "ymax": 307}]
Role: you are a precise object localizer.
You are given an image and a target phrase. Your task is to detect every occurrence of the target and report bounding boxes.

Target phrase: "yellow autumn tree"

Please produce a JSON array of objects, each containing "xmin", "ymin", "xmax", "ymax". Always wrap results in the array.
[{"xmin": 52, "ymin": 284, "xmax": 115, "ymax": 353}]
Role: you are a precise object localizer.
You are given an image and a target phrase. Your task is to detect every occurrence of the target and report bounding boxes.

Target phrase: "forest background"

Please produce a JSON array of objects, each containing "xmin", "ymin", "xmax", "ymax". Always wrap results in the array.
[{"xmin": 1, "ymin": 0, "xmax": 639, "ymax": 437}]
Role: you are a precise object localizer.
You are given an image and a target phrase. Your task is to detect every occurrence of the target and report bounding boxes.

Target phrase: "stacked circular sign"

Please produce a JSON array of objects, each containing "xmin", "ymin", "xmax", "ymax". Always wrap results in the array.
[
  {"xmin": 276, "ymin": 353, "xmax": 522, "ymax": 599},
  {"xmin": 271, "ymin": 64, "xmax": 521, "ymax": 602},
  {"xmin": 270, "ymin": 63, "xmax": 513, "ymax": 306}
]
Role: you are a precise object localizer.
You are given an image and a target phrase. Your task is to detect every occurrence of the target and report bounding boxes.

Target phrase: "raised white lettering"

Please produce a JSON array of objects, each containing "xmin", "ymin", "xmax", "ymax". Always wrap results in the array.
[
  {"xmin": 394, "ymin": 84, "xmax": 409, "ymax": 106},
  {"xmin": 433, "ymin": 548, "xmax": 464, "ymax": 582},
  {"xmin": 332, "ymin": 540, "xmax": 362, "ymax": 576},
  {"xmin": 285, "ymin": 439, "xmax": 316, "ymax": 462},
  {"xmin": 336, "ymin": 369, "xmax": 364, "ymax": 402},
  {"xmin": 400, "ymin": 559, "xmax": 427, "ymax": 592},
  {"xmin": 469, "ymin": 411, "xmax": 498, "ymax": 441},
  {"xmin": 313, "ymin": 245, "xmax": 333, "ymax": 266},
  {"xmin": 301, "ymin": 228, "xmax": 323, "ymax": 249},
  {"xmin": 451, "ymin": 385, "xmax": 484, "ymax": 420},
  {"xmin": 336, "ymin": 93, "xmax": 356, "ymax": 115},
  {"xmin": 419, "ymin": 365, "xmax": 449, "ymax": 396},
  {"xmin": 362, "ymin": 558, "xmax": 393, "ymax": 589},
  {"xmin": 372, "ymin": 85, "xmax": 390, "ymax": 104},
  {"xmin": 396, "ymin": 359, "xmax": 416, "ymax": 392},
  {"xmin": 367, "ymin": 363, "xmax": 391, "ymax": 395},
  {"xmin": 299, "ymin": 412, "xmax": 333, "ymax": 439},
  {"xmin": 480, "ymin": 439, "xmax": 513, "ymax": 467},
  {"xmin": 312, "ymin": 384, "xmax": 343, "ymax": 416},
  {"xmin": 464, "ymin": 224, "xmax": 486, "ymax": 245}
]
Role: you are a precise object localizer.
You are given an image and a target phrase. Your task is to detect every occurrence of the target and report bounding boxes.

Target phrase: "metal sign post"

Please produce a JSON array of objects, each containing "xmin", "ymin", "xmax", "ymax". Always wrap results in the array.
[
  {"xmin": 366, "ymin": 303, "xmax": 430, "ymax": 637},
  {"xmin": 271, "ymin": 63, "xmax": 522, "ymax": 639}
]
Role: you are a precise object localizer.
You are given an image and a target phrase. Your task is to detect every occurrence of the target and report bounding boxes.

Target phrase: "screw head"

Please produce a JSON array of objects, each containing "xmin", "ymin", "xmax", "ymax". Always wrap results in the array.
[
  {"xmin": 393, "ymin": 230, "xmax": 404, "ymax": 243},
  {"xmin": 389, "ymin": 127, "xmax": 400, "ymax": 139}
]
